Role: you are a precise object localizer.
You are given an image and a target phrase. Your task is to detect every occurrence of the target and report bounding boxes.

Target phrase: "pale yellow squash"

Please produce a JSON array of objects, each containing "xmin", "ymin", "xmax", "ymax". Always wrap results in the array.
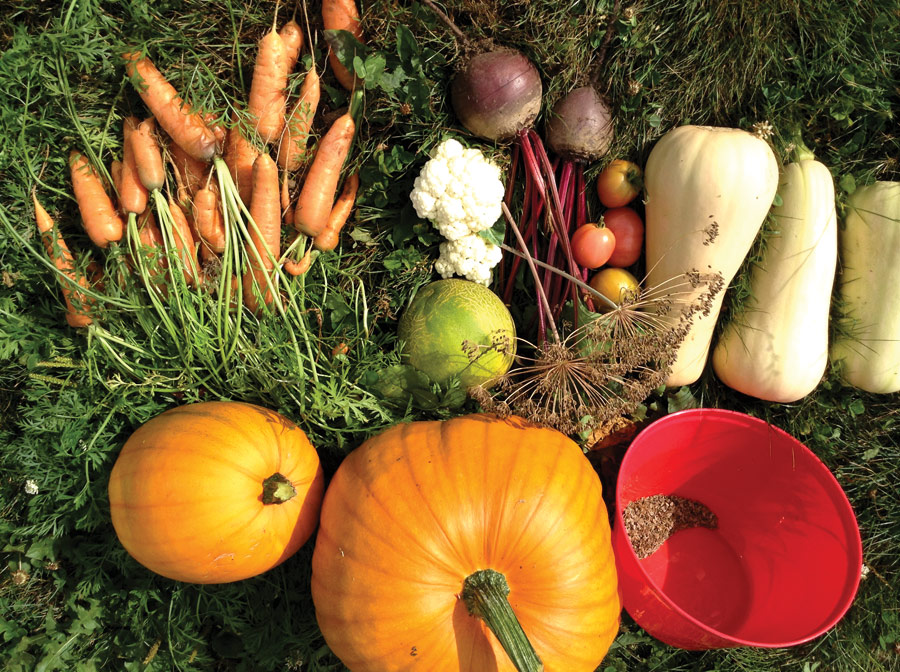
[
  {"xmin": 712, "ymin": 143, "xmax": 838, "ymax": 402},
  {"xmin": 644, "ymin": 125, "xmax": 779, "ymax": 386},
  {"xmin": 830, "ymin": 181, "xmax": 900, "ymax": 394}
]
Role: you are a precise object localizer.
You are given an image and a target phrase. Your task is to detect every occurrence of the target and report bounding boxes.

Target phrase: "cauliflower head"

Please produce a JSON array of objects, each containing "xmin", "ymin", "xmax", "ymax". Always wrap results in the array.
[
  {"xmin": 409, "ymin": 138, "xmax": 504, "ymax": 241},
  {"xmin": 434, "ymin": 233, "xmax": 503, "ymax": 286}
]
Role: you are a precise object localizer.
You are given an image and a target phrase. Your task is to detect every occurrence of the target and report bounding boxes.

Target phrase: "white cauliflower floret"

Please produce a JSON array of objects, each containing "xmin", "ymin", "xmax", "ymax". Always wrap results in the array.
[
  {"xmin": 409, "ymin": 138, "xmax": 505, "ymax": 241},
  {"xmin": 434, "ymin": 233, "xmax": 503, "ymax": 286}
]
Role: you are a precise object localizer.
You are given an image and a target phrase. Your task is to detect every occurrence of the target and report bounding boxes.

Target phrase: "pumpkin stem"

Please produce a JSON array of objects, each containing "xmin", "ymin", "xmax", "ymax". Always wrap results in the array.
[
  {"xmin": 261, "ymin": 473, "xmax": 297, "ymax": 504},
  {"xmin": 462, "ymin": 569, "xmax": 543, "ymax": 672}
]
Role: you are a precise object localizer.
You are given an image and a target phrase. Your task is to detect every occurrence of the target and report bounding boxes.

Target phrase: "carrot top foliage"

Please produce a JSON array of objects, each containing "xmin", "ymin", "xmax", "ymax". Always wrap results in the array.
[{"xmin": 1, "ymin": 1, "xmax": 898, "ymax": 671}]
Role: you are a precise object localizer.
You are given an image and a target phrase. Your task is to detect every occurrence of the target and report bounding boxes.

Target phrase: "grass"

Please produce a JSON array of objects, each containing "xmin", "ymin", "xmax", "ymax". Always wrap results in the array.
[{"xmin": 0, "ymin": 0, "xmax": 898, "ymax": 670}]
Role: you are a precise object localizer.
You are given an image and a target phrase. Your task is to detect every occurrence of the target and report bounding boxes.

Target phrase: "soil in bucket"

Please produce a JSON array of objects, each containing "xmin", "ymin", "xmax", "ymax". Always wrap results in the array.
[{"xmin": 622, "ymin": 494, "xmax": 718, "ymax": 559}]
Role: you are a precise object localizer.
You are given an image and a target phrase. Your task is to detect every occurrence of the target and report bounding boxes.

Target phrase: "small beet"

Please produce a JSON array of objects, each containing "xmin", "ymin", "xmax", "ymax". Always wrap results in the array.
[{"xmin": 545, "ymin": 85, "xmax": 614, "ymax": 163}]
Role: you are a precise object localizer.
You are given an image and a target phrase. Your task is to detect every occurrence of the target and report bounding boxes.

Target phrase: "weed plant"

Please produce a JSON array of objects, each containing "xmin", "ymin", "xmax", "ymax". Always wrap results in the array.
[{"xmin": 1, "ymin": 0, "xmax": 898, "ymax": 670}]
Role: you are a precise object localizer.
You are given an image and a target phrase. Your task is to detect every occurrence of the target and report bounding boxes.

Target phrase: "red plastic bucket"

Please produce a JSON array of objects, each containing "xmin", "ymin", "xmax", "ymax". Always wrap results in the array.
[{"xmin": 612, "ymin": 408, "xmax": 862, "ymax": 649}]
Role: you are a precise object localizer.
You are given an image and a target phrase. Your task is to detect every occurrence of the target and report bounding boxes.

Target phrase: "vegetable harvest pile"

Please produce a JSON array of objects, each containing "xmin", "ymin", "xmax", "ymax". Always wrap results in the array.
[{"xmin": 1, "ymin": 1, "xmax": 898, "ymax": 671}]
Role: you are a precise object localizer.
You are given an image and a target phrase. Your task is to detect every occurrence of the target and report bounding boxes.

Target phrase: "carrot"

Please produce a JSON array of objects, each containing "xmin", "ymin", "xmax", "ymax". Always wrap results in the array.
[
  {"xmin": 247, "ymin": 18, "xmax": 289, "ymax": 145},
  {"xmin": 167, "ymin": 197, "xmax": 198, "ymax": 286},
  {"xmin": 277, "ymin": 65, "xmax": 320, "ymax": 172},
  {"xmin": 243, "ymin": 153, "xmax": 281, "ymax": 313},
  {"xmin": 168, "ymin": 140, "xmax": 209, "ymax": 205},
  {"xmin": 110, "ymin": 160, "xmax": 123, "ymax": 199},
  {"xmin": 192, "ymin": 185, "xmax": 226, "ymax": 254},
  {"xmin": 130, "ymin": 117, "xmax": 166, "ymax": 193},
  {"xmin": 69, "ymin": 150, "xmax": 125, "ymax": 248},
  {"xmin": 223, "ymin": 111, "xmax": 260, "ymax": 206},
  {"xmin": 123, "ymin": 51, "xmax": 220, "ymax": 162},
  {"xmin": 313, "ymin": 171, "xmax": 359, "ymax": 252},
  {"xmin": 119, "ymin": 116, "xmax": 149, "ymax": 215},
  {"xmin": 279, "ymin": 18, "xmax": 304, "ymax": 72},
  {"xmin": 322, "ymin": 0, "xmax": 364, "ymax": 91},
  {"xmin": 284, "ymin": 246, "xmax": 313, "ymax": 276},
  {"xmin": 33, "ymin": 193, "xmax": 93, "ymax": 327},
  {"xmin": 293, "ymin": 110, "xmax": 355, "ymax": 236}
]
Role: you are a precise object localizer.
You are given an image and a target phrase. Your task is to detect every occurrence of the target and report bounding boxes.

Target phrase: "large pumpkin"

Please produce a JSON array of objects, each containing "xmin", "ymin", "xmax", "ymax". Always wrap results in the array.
[
  {"xmin": 108, "ymin": 401, "xmax": 324, "ymax": 584},
  {"xmin": 311, "ymin": 414, "xmax": 620, "ymax": 672}
]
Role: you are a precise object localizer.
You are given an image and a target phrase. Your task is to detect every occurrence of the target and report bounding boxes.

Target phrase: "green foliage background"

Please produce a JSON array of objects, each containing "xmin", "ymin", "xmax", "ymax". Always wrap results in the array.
[{"xmin": 1, "ymin": 0, "xmax": 898, "ymax": 670}]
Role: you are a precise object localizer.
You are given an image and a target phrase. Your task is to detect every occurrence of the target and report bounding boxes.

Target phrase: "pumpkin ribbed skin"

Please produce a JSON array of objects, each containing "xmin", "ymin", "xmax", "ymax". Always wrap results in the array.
[
  {"xmin": 108, "ymin": 401, "xmax": 324, "ymax": 584},
  {"xmin": 644, "ymin": 125, "xmax": 779, "ymax": 386},
  {"xmin": 311, "ymin": 414, "xmax": 620, "ymax": 672}
]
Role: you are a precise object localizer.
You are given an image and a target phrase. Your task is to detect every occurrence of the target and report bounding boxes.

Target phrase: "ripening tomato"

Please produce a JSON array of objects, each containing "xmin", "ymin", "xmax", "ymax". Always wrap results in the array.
[
  {"xmin": 589, "ymin": 267, "xmax": 641, "ymax": 313},
  {"xmin": 570, "ymin": 223, "xmax": 616, "ymax": 269},
  {"xmin": 596, "ymin": 159, "xmax": 643, "ymax": 208},
  {"xmin": 602, "ymin": 207, "xmax": 644, "ymax": 268}
]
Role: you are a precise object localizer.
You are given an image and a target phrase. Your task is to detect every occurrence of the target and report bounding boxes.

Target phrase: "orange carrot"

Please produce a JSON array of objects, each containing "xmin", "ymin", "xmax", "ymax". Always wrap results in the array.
[
  {"xmin": 293, "ymin": 111, "xmax": 355, "ymax": 236},
  {"xmin": 123, "ymin": 51, "xmax": 220, "ymax": 162},
  {"xmin": 130, "ymin": 118, "xmax": 166, "ymax": 192},
  {"xmin": 277, "ymin": 65, "xmax": 320, "ymax": 172},
  {"xmin": 279, "ymin": 18, "xmax": 304, "ymax": 72},
  {"xmin": 284, "ymin": 246, "xmax": 313, "ymax": 276},
  {"xmin": 33, "ymin": 193, "xmax": 93, "ymax": 327},
  {"xmin": 168, "ymin": 140, "xmax": 209, "ymax": 205},
  {"xmin": 223, "ymin": 111, "xmax": 260, "ymax": 206},
  {"xmin": 322, "ymin": 0, "xmax": 364, "ymax": 91},
  {"xmin": 69, "ymin": 150, "xmax": 125, "ymax": 248},
  {"xmin": 247, "ymin": 21, "xmax": 288, "ymax": 144},
  {"xmin": 313, "ymin": 171, "xmax": 359, "ymax": 252},
  {"xmin": 110, "ymin": 159, "xmax": 123, "ymax": 199},
  {"xmin": 119, "ymin": 117, "xmax": 149, "ymax": 215},
  {"xmin": 192, "ymin": 185, "xmax": 226, "ymax": 254},
  {"xmin": 243, "ymin": 153, "xmax": 281, "ymax": 313},
  {"xmin": 167, "ymin": 197, "xmax": 198, "ymax": 285}
]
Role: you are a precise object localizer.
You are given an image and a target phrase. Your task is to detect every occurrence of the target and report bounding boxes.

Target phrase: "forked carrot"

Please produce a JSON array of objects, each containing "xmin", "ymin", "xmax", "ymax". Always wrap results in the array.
[
  {"xmin": 322, "ymin": 0, "xmax": 364, "ymax": 91},
  {"xmin": 33, "ymin": 193, "xmax": 93, "ymax": 327},
  {"xmin": 223, "ymin": 111, "xmax": 260, "ymax": 207},
  {"xmin": 129, "ymin": 118, "xmax": 166, "ymax": 192},
  {"xmin": 120, "ymin": 116, "xmax": 149, "ymax": 215},
  {"xmin": 313, "ymin": 171, "xmax": 359, "ymax": 252},
  {"xmin": 167, "ymin": 197, "xmax": 198, "ymax": 286},
  {"xmin": 123, "ymin": 51, "xmax": 220, "ymax": 162},
  {"xmin": 69, "ymin": 150, "xmax": 125, "ymax": 248},
  {"xmin": 192, "ymin": 184, "xmax": 226, "ymax": 254},
  {"xmin": 243, "ymin": 153, "xmax": 281, "ymax": 313},
  {"xmin": 279, "ymin": 18, "xmax": 304, "ymax": 72},
  {"xmin": 277, "ymin": 65, "xmax": 320, "ymax": 172},
  {"xmin": 168, "ymin": 140, "xmax": 209, "ymax": 205},
  {"xmin": 293, "ymin": 110, "xmax": 355, "ymax": 236},
  {"xmin": 247, "ymin": 17, "xmax": 289, "ymax": 144},
  {"xmin": 283, "ymin": 246, "xmax": 313, "ymax": 276}
]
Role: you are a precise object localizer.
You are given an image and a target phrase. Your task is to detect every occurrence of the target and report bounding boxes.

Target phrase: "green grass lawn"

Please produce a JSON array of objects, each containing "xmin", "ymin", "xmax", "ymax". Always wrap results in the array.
[{"xmin": 1, "ymin": 0, "xmax": 898, "ymax": 670}]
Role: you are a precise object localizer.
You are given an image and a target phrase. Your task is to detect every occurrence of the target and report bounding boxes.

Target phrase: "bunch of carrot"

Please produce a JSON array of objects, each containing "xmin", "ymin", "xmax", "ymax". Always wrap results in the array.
[{"xmin": 36, "ymin": 0, "xmax": 364, "ymax": 326}]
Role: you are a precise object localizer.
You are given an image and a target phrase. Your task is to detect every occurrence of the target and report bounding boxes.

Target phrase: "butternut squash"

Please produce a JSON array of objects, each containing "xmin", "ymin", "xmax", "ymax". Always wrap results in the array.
[
  {"xmin": 712, "ymin": 141, "xmax": 838, "ymax": 402},
  {"xmin": 830, "ymin": 181, "xmax": 900, "ymax": 394},
  {"xmin": 644, "ymin": 125, "xmax": 779, "ymax": 386}
]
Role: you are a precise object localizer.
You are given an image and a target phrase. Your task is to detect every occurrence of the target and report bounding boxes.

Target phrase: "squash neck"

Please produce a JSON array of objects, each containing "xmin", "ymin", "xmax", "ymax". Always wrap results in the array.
[
  {"xmin": 461, "ymin": 569, "xmax": 543, "ymax": 672},
  {"xmin": 791, "ymin": 137, "xmax": 816, "ymax": 163},
  {"xmin": 261, "ymin": 473, "xmax": 297, "ymax": 504}
]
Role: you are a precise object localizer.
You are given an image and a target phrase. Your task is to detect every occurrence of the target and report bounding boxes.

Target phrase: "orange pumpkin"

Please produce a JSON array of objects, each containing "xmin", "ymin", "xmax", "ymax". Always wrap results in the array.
[
  {"xmin": 311, "ymin": 414, "xmax": 620, "ymax": 672},
  {"xmin": 108, "ymin": 401, "xmax": 324, "ymax": 584}
]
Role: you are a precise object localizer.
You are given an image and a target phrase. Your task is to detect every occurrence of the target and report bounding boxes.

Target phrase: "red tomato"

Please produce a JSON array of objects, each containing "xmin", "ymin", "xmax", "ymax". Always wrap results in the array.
[
  {"xmin": 596, "ymin": 159, "xmax": 642, "ymax": 208},
  {"xmin": 602, "ymin": 207, "xmax": 644, "ymax": 268},
  {"xmin": 570, "ymin": 223, "xmax": 616, "ymax": 269}
]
